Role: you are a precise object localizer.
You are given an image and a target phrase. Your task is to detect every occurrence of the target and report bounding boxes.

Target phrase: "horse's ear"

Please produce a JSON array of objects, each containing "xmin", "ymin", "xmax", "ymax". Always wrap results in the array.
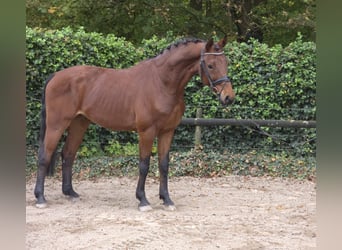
[
  {"xmin": 217, "ymin": 35, "xmax": 227, "ymax": 49},
  {"xmin": 205, "ymin": 38, "xmax": 214, "ymax": 51}
]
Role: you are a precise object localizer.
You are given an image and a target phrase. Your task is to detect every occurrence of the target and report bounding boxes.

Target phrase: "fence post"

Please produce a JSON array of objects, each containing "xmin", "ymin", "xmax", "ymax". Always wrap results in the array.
[{"xmin": 194, "ymin": 108, "xmax": 202, "ymax": 149}]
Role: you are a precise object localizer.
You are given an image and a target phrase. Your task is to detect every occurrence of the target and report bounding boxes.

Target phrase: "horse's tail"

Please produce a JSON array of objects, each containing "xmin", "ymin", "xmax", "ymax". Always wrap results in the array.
[{"xmin": 39, "ymin": 73, "xmax": 57, "ymax": 176}]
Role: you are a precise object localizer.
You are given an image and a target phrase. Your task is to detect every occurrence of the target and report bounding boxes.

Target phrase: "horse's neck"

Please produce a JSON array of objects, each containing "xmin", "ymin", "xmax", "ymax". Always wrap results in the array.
[{"xmin": 154, "ymin": 43, "xmax": 204, "ymax": 94}]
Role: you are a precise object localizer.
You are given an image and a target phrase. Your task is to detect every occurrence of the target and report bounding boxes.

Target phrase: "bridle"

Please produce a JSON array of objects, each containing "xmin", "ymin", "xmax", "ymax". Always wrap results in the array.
[{"xmin": 199, "ymin": 47, "xmax": 232, "ymax": 95}]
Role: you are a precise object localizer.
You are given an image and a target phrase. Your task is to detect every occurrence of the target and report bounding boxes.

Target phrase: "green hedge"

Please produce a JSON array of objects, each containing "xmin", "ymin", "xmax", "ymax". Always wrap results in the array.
[
  {"xmin": 26, "ymin": 27, "xmax": 316, "ymax": 160},
  {"xmin": 179, "ymin": 33, "xmax": 316, "ymax": 155}
]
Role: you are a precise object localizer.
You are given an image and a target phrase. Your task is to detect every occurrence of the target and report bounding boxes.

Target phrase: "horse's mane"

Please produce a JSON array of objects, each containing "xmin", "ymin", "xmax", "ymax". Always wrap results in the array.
[{"xmin": 157, "ymin": 38, "xmax": 205, "ymax": 57}]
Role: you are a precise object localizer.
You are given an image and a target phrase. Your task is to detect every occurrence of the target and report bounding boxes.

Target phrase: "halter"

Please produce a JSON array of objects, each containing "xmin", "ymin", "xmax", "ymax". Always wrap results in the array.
[{"xmin": 199, "ymin": 48, "xmax": 231, "ymax": 94}]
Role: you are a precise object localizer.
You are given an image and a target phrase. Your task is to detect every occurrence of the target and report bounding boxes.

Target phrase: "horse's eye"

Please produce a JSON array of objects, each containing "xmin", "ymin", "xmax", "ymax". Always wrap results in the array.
[{"xmin": 208, "ymin": 64, "xmax": 214, "ymax": 70}]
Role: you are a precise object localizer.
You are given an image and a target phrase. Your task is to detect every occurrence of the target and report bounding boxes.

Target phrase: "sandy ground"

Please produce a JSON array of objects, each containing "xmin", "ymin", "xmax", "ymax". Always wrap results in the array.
[{"xmin": 26, "ymin": 176, "xmax": 316, "ymax": 249}]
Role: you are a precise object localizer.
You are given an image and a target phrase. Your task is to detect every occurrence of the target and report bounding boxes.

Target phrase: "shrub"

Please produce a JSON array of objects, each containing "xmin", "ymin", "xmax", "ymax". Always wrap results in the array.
[
  {"xmin": 26, "ymin": 27, "xmax": 142, "ymax": 149},
  {"xmin": 178, "ymin": 34, "xmax": 316, "ymax": 155},
  {"xmin": 26, "ymin": 27, "xmax": 316, "ymax": 171}
]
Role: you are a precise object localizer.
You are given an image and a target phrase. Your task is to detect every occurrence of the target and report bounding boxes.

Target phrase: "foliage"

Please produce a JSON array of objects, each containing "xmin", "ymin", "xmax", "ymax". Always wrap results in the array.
[
  {"xmin": 225, "ymin": 34, "xmax": 316, "ymax": 120},
  {"xmin": 177, "ymin": 34, "xmax": 316, "ymax": 155},
  {"xmin": 103, "ymin": 140, "xmax": 139, "ymax": 157},
  {"xmin": 26, "ymin": 0, "xmax": 316, "ymax": 46},
  {"xmin": 251, "ymin": 0, "xmax": 316, "ymax": 45},
  {"xmin": 26, "ymin": 26, "xmax": 141, "ymax": 149},
  {"xmin": 26, "ymin": 27, "xmax": 316, "ymax": 178},
  {"xmin": 26, "ymin": 148, "xmax": 315, "ymax": 181}
]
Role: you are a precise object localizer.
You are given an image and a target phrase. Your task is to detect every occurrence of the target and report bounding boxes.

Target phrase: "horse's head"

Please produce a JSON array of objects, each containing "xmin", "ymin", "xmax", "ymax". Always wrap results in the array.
[{"xmin": 199, "ymin": 36, "xmax": 235, "ymax": 106}]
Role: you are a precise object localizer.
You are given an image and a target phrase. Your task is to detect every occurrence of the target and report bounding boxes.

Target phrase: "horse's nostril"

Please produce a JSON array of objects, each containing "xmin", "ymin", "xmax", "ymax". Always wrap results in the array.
[{"xmin": 224, "ymin": 96, "xmax": 234, "ymax": 105}]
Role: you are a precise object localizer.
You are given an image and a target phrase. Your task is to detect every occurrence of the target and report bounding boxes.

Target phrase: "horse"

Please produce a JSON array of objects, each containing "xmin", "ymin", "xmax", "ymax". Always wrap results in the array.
[{"xmin": 34, "ymin": 36, "xmax": 235, "ymax": 211}]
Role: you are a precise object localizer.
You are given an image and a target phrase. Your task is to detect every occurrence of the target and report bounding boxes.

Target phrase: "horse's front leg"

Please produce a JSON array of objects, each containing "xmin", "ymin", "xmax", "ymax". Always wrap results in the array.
[
  {"xmin": 158, "ymin": 130, "xmax": 176, "ymax": 210},
  {"xmin": 136, "ymin": 129, "xmax": 155, "ymax": 211}
]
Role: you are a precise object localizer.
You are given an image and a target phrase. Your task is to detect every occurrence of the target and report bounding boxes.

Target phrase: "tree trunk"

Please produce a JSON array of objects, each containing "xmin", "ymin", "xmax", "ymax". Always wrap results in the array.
[
  {"xmin": 228, "ymin": 0, "xmax": 265, "ymax": 42},
  {"xmin": 190, "ymin": 0, "xmax": 202, "ymax": 11}
]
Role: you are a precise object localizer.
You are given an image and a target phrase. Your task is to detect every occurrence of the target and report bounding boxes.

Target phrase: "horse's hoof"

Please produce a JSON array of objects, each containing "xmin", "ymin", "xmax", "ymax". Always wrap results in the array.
[
  {"xmin": 68, "ymin": 196, "xmax": 80, "ymax": 202},
  {"xmin": 138, "ymin": 205, "xmax": 153, "ymax": 212},
  {"xmin": 63, "ymin": 189, "xmax": 79, "ymax": 198},
  {"xmin": 164, "ymin": 205, "xmax": 176, "ymax": 211},
  {"xmin": 35, "ymin": 202, "xmax": 47, "ymax": 209}
]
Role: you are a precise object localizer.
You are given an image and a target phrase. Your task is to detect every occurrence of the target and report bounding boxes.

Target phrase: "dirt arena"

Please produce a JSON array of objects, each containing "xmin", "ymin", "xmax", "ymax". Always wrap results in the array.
[{"xmin": 26, "ymin": 176, "xmax": 316, "ymax": 249}]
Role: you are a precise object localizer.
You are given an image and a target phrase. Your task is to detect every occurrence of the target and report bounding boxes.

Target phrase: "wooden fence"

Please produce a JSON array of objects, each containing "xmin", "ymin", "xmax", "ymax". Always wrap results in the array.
[{"xmin": 179, "ymin": 108, "xmax": 316, "ymax": 149}]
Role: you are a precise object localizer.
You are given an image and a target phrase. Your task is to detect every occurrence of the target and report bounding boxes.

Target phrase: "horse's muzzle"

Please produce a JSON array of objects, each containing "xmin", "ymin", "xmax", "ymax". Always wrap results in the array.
[
  {"xmin": 214, "ymin": 80, "xmax": 235, "ymax": 106},
  {"xmin": 219, "ymin": 95, "xmax": 234, "ymax": 106}
]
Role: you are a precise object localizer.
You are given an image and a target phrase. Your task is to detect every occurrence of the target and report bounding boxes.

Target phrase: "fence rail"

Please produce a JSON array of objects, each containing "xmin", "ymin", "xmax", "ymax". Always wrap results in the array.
[
  {"xmin": 180, "ymin": 107, "xmax": 316, "ymax": 149},
  {"xmin": 180, "ymin": 118, "xmax": 316, "ymax": 128}
]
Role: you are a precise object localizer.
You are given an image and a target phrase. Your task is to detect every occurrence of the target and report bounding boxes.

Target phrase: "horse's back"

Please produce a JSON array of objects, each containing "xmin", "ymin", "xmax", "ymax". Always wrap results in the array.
[
  {"xmin": 44, "ymin": 65, "xmax": 139, "ymax": 130},
  {"xmin": 43, "ymin": 63, "xmax": 184, "ymax": 132}
]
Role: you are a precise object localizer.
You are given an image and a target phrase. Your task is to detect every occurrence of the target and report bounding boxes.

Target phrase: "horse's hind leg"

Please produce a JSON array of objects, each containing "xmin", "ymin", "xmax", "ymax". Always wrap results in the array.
[
  {"xmin": 61, "ymin": 115, "xmax": 90, "ymax": 198},
  {"xmin": 35, "ymin": 126, "xmax": 67, "ymax": 207}
]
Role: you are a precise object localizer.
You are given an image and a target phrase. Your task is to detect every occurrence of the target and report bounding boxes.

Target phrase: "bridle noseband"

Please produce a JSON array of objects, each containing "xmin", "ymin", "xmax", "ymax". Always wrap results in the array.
[{"xmin": 199, "ymin": 48, "xmax": 231, "ymax": 95}]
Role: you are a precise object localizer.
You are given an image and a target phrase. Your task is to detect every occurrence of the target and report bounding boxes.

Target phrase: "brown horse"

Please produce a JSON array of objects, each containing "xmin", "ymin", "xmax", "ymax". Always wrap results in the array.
[{"xmin": 34, "ymin": 36, "xmax": 235, "ymax": 211}]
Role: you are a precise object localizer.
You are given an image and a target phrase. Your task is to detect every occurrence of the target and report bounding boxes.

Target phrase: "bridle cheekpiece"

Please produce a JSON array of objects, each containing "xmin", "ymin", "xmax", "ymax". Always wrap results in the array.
[{"xmin": 199, "ymin": 48, "xmax": 231, "ymax": 94}]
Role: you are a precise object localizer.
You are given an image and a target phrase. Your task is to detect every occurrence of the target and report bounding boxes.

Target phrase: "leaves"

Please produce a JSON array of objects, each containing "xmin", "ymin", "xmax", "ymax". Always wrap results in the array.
[
  {"xmin": 26, "ymin": 28, "xmax": 316, "ymax": 173},
  {"xmin": 26, "ymin": 147, "xmax": 316, "ymax": 180},
  {"xmin": 26, "ymin": 0, "xmax": 315, "ymax": 46}
]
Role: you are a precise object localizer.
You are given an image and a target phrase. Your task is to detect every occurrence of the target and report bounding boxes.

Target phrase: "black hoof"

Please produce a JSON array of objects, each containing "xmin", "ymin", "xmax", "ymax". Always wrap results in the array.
[
  {"xmin": 63, "ymin": 188, "xmax": 79, "ymax": 198},
  {"xmin": 160, "ymin": 195, "xmax": 174, "ymax": 207}
]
